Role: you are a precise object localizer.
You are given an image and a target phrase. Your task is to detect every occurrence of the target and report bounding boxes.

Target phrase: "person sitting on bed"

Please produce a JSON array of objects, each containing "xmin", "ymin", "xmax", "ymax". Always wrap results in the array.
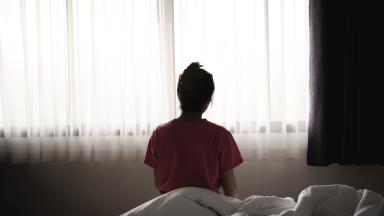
[{"xmin": 144, "ymin": 62, "xmax": 243, "ymax": 198}]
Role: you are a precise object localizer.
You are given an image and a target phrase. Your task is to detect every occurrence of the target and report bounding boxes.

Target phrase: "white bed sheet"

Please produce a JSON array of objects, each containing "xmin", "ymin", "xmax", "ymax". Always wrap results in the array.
[{"xmin": 121, "ymin": 185, "xmax": 384, "ymax": 216}]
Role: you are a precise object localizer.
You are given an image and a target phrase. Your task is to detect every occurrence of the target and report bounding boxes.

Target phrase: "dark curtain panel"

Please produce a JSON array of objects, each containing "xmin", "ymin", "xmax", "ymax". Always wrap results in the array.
[{"xmin": 308, "ymin": 0, "xmax": 384, "ymax": 165}]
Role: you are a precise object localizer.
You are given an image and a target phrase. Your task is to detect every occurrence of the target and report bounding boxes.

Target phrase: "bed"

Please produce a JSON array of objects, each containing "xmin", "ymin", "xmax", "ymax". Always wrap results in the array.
[{"xmin": 121, "ymin": 184, "xmax": 384, "ymax": 216}]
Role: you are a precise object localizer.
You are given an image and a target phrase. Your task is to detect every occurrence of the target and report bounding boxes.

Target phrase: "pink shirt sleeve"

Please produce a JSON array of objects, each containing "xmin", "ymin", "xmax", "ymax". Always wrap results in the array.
[
  {"xmin": 218, "ymin": 130, "xmax": 244, "ymax": 171},
  {"xmin": 144, "ymin": 131, "xmax": 157, "ymax": 169}
]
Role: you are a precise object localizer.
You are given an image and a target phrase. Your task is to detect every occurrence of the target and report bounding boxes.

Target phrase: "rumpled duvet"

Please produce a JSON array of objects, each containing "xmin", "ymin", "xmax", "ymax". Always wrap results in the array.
[{"xmin": 121, "ymin": 185, "xmax": 384, "ymax": 216}]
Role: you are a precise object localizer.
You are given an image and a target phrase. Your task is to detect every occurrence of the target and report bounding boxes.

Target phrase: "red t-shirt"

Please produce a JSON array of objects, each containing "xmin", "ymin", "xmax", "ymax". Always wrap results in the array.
[{"xmin": 144, "ymin": 118, "xmax": 243, "ymax": 194}]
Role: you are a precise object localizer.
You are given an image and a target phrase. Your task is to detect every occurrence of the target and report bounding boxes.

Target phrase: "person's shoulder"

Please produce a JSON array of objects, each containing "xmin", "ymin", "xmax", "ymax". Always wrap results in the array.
[
  {"xmin": 153, "ymin": 119, "xmax": 177, "ymax": 134},
  {"xmin": 203, "ymin": 119, "xmax": 231, "ymax": 134}
]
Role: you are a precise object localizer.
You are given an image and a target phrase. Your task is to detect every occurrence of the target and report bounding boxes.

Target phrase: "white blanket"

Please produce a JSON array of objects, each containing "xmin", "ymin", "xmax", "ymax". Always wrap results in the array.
[{"xmin": 121, "ymin": 185, "xmax": 384, "ymax": 216}]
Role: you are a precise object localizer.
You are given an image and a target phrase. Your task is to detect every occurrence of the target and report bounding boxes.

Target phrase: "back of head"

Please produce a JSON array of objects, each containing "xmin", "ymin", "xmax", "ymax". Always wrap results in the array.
[{"xmin": 177, "ymin": 62, "xmax": 215, "ymax": 113}]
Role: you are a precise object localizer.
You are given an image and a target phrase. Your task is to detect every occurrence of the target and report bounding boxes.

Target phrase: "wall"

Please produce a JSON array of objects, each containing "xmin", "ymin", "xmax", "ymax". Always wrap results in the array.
[{"xmin": 1, "ymin": 161, "xmax": 384, "ymax": 216}]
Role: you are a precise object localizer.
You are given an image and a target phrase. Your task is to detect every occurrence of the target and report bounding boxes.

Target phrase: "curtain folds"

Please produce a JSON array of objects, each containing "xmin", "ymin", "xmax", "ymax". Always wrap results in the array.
[
  {"xmin": 0, "ymin": 0, "xmax": 309, "ymax": 163},
  {"xmin": 307, "ymin": 0, "xmax": 384, "ymax": 165},
  {"xmin": 0, "ymin": 0, "xmax": 173, "ymax": 162}
]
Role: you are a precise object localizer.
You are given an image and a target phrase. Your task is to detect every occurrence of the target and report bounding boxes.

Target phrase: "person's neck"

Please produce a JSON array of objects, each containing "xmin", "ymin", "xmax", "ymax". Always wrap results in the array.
[{"xmin": 179, "ymin": 112, "xmax": 203, "ymax": 120}]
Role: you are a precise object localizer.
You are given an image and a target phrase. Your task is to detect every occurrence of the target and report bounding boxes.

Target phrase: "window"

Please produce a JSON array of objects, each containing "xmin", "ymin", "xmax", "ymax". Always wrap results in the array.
[{"xmin": 0, "ymin": 0, "xmax": 309, "ymax": 162}]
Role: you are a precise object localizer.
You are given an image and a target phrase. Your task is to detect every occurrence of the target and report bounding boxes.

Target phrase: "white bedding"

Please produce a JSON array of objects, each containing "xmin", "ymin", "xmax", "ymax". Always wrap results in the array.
[{"xmin": 121, "ymin": 185, "xmax": 384, "ymax": 216}]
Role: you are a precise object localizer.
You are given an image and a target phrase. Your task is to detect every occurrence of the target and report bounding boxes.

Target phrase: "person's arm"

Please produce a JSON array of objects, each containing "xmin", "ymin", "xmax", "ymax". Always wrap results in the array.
[
  {"xmin": 220, "ymin": 168, "xmax": 239, "ymax": 198},
  {"xmin": 153, "ymin": 168, "xmax": 161, "ymax": 191}
]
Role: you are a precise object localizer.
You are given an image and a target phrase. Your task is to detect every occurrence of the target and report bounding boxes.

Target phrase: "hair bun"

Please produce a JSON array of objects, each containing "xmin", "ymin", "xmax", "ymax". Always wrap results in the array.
[{"xmin": 185, "ymin": 62, "xmax": 203, "ymax": 73}]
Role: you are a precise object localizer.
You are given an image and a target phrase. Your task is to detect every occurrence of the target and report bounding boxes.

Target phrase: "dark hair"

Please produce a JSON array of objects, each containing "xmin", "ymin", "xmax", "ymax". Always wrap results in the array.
[{"xmin": 177, "ymin": 62, "xmax": 215, "ymax": 113}]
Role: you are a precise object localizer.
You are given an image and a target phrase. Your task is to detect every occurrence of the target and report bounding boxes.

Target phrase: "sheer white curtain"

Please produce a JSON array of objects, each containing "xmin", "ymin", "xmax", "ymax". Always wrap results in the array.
[
  {"xmin": 0, "ymin": 0, "xmax": 309, "ymax": 163},
  {"xmin": 174, "ymin": 0, "xmax": 309, "ymax": 160},
  {"xmin": 0, "ymin": 0, "xmax": 173, "ymax": 162}
]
